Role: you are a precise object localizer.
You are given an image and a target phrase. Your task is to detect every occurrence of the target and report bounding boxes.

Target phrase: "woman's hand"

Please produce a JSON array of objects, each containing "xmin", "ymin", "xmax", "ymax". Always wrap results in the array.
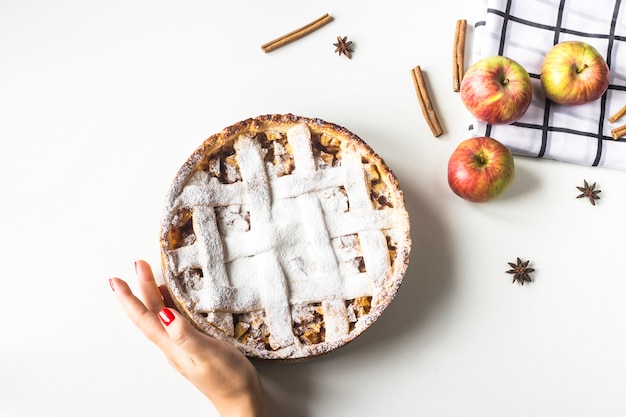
[{"xmin": 110, "ymin": 260, "xmax": 267, "ymax": 417}]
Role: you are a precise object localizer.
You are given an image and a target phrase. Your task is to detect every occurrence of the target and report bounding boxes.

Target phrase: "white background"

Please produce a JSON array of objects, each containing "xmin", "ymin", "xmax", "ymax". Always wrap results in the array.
[{"xmin": 2, "ymin": 1, "xmax": 626, "ymax": 416}]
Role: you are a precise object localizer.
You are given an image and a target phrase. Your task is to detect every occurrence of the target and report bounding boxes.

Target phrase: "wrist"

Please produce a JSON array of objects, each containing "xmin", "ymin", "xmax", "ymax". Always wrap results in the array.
[{"xmin": 215, "ymin": 392, "xmax": 267, "ymax": 417}]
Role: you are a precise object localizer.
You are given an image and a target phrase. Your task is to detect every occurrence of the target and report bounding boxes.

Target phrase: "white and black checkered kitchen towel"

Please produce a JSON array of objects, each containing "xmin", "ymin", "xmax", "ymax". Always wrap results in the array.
[{"xmin": 470, "ymin": 0, "xmax": 626, "ymax": 170}]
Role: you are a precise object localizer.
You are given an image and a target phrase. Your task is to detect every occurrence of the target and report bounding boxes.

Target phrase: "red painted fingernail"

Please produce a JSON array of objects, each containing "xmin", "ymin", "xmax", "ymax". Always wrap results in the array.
[
  {"xmin": 158, "ymin": 308, "xmax": 175, "ymax": 326},
  {"xmin": 109, "ymin": 279, "xmax": 115, "ymax": 292}
]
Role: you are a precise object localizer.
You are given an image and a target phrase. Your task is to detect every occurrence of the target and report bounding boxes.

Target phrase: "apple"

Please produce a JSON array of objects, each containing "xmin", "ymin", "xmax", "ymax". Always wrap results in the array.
[
  {"xmin": 540, "ymin": 40, "xmax": 610, "ymax": 105},
  {"xmin": 448, "ymin": 136, "xmax": 515, "ymax": 203},
  {"xmin": 460, "ymin": 55, "xmax": 532, "ymax": 125}
]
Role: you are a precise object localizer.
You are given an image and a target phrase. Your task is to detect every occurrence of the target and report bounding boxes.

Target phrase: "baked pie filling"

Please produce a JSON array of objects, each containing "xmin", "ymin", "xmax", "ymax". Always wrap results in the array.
[{"xmin": 160, "ymin": 114, "xmax": 411, "ymax": 361}]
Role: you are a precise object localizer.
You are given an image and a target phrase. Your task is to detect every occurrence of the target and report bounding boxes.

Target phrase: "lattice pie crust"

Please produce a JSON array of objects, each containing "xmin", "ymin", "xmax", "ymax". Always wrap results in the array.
[{"xmin": 160, "ymin": 114, "xmax": 411, "ymax": 361}]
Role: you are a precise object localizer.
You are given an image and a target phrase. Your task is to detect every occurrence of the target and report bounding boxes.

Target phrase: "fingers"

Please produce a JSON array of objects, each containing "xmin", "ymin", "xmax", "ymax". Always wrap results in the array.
[
  {"xmin": 135, "ymin": 260, "xmax": 166, "ymax": 312},
  {"xmin": 159, "ymin": 284, "xmax": 176, "ymax": 309},
  {"xmin": 110, "ymin": 265, "xmax": 213, "ymax": 361},
  {"xmin": 110, "ymin": 262, "xmax": 266, "ymax": 416},
  {"xmin": 110, "ymin": 277, "xmax": 170, "ymax": 350}
]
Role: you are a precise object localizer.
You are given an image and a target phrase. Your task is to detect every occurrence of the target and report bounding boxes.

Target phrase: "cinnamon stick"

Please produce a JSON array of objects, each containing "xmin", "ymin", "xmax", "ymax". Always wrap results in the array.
[
  {"xmin": 261, "ymin": 13, "xmax": 333, "ymax": 53},
  {"xmin": 609, "ymin": 104, "xmax": 626, "ymax": 124},
  {"xmin": 411, "ymin": 66, "xmax": 444, "ymax": 137},
  {"xmin": 453, "ymin": 19, "xmax": 467, "ymax": 92},
  {"xmin": 611, "ymin": 123, "xmax": 626, "ymax": 140}
]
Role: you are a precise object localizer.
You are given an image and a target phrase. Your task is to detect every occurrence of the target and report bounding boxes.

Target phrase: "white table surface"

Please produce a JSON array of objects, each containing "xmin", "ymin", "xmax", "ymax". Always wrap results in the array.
[{"xmin": 2, "ymin": 1, "xmax": 626, "ymax": 416}]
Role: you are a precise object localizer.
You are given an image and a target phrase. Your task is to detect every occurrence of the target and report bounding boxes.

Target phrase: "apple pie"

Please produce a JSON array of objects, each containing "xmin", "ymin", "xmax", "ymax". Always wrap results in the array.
[{"xmin": 159, "ymin": 114, "xmax": 411, "ymax": 361}]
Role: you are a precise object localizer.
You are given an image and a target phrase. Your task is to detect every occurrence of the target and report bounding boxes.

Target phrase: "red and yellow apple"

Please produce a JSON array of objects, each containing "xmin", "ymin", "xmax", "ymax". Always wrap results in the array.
[
  {"xmin": 540, "ymin": 40, "xmax": 610, "ymax": 105},
  {"xmin": 460, "ymin": 55, "xmax": 533, "ymax": 125},
  {"xmin": 448, "ymin": 136, "xmax": 515, "ymax": 203}
]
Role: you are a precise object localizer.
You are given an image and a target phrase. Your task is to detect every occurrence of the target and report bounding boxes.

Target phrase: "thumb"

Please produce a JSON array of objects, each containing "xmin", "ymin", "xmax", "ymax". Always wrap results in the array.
[
  {"xmin": 156, "ymin": 307, "xmax": 247, "ymax": 380},
  {"xmin": 157, "ymin": 307, "xmax": 206, "ymax": 353}
]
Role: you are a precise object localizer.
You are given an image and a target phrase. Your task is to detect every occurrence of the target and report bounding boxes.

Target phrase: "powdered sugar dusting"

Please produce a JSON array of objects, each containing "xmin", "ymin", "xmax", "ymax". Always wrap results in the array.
[{"xmin": 160, "ymin": 116, "xmax": 411, "ymax": 361}]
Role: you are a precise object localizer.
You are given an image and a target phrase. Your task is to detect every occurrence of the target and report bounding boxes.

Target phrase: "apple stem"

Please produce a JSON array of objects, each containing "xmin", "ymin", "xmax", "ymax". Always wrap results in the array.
[
  {"xmin": 473, "ymin": 153, "xmax": 487, "ymax": 166},
  {"xmin": 577, "ymin": 64, "xmax": 589, "ymax": 74}
]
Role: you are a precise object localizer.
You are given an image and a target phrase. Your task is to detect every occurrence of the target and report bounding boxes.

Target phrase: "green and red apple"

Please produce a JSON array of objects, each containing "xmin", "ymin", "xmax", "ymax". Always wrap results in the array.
[
  {"xmin": 448, "ymin": 136, "xmax": 515, "ymax": 203},
  {"xmin": 540, "ymin": 40, "xmax": 610, "ymax": 105},
  {"xmin": 460, "ymin": 55, "xmax": 533, "ymax": 125}
]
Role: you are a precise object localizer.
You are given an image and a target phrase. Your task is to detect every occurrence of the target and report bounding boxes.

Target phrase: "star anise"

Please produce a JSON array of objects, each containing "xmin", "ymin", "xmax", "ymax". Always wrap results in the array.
[
  {"xmin": 576, "ymin": 180, "xmax": 601, "ymax": 206},
  {"xmin": 506, "ymin": 257, "xmax": 535, "ymax": 285},
  {"xmin": 333, "ymin": 36, "xmax": 353, "ymax": 59}
]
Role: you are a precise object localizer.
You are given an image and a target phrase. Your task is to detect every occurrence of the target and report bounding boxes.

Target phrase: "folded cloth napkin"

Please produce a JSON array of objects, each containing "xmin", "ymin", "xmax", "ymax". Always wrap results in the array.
[{"xmin": 469, "ymin": 0, "xmax": 626, "ymax": 170}]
